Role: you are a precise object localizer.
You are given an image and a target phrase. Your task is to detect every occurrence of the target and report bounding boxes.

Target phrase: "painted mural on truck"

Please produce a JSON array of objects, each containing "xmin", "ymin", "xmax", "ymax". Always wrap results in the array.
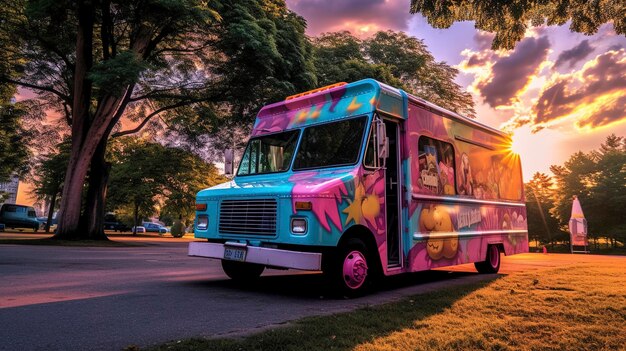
[{"xmin": 403, "ymin": 103, "xmax": 527, "ymax": 271}]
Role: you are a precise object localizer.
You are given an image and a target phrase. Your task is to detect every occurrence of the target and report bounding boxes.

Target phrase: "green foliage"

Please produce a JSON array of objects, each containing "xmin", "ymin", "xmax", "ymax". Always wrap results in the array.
[
  {"xmin": 89, "ymin": 52, "xmax": 146, "ymax": 97},
  {"xmin": 106, "ymin": 138, "xmax": 225, "ymax": 227},
  {"xmin": 158, "ymin": 148, "xmax": 226, "ymax": 226},
  {"xmin": 0, "ymin": 100, "xmax": 32, "ymax": 182},
  {"xmin": 202, "ymin": 0, "xmax": 317, "ymax": 134},
  {"xmin": 410, "ymin": 0, "xmax": 626, "ymax": 50},
  {"xmin": 31, "ymin": 140, "xmax": 71, "ymax": 202},
  {"xmin": 312, "ymin": 31, "xmax": 475, "ymax": 117}
]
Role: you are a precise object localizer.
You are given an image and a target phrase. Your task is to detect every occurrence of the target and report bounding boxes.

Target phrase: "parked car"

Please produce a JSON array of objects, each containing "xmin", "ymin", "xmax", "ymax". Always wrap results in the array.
[
  {"xmin": 0, "ymin": 204, "xmax": 40, "ymax": 232},
  {"xmin": 103, "ymin": 213, "xmax": 130, "ymax": 232},
  {"xmin": 131, "ymin": 226, "xmax": 146, "ymax": 234},
  {"xmin": 142, "ymin": 222, "xmax": 169, "ymax": 234}
]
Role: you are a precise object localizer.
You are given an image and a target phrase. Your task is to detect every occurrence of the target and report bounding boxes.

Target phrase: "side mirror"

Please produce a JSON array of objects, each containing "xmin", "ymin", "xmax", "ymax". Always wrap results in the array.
[
  {"xmin": 224, "ymin": 148, "xmax": 234, "ymax": 176},
  {"xmin": 376, "ymin": 120, "xmax": 389, "ymax": 160}
]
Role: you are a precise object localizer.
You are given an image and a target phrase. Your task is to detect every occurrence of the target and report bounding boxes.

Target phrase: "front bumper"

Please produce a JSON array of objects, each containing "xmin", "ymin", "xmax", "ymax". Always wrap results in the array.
[{"xmin": 188, "ymin": 241, "xmax": 322, "ymax": 271}]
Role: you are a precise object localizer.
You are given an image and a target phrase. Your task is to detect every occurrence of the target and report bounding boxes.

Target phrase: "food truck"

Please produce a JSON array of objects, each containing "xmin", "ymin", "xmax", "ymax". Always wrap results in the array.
[{"xmin": 190, "ymin": 79, "xmax": 528, "ymax": 295}]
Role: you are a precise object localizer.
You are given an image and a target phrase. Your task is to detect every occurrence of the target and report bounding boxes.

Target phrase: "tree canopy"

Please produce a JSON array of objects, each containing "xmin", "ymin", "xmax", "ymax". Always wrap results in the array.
[
  {"xmin": 312, "ymin": 31, "xmax": 475, "ymax": 117},
  {"xmin": 106, "ymin": 138, "xmax": 224, "ymax": 231},
  {"xmin": 0, "ymin": 101, "xmax": 31, "ymax": 182},
  {"xmin": 410, "ymin": 0, "xmax": 626, "ymax": 49}
]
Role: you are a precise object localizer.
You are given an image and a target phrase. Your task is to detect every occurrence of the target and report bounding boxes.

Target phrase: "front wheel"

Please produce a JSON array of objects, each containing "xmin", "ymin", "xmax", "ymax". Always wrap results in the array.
[
  {"xmin": 474, "ymin": 244, "xmax": 501, "ymax": 273},
  {"xmin": 325, "ymin": 238, "xmax": 372, "ymax": 297},
  {"xmin": 221, "ymin": 260, "xmax": 265, "ymax": 282}
]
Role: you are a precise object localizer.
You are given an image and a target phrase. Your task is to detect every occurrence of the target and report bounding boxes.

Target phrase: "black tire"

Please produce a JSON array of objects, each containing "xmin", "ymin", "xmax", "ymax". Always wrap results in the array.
[
  {"xmin": 474, "ymin": 244, "xmax": 501, "ymax": 274},
  {"xmin": 221, "ymin": 260, "xmax": 265, "ymax": 282},
  {"xmin": 325, "ymin": 238, "xmax": 373, "ymax": 297}
]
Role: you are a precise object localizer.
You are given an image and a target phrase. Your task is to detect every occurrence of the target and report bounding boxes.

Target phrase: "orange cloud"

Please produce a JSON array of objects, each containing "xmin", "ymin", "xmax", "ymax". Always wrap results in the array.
[{"xmin": 532, "ymin": 49, "xmax": 626, "ymax": 130}]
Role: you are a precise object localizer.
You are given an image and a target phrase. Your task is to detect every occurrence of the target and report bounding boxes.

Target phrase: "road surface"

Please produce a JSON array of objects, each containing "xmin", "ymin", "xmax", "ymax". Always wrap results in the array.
[{"xmin": 0, "ymin": 235, "xmax": 623, "ymax": 350}]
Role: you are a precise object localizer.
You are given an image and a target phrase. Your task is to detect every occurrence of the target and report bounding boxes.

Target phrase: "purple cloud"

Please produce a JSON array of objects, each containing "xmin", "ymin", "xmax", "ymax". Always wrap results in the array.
[
  {"xmin": 477, "ymin": 36, "xmax": 551, "ymax": 108},
  {"xmin": 554, "ymin": 40, "xmax": 595, "ymax": 69},
  {"xmin": 286, "ymin": 0, "xmax": 411, "ymax": 35},
  {"xmin": 474, "ymin": 31, "xmax": 495, "ymax": 50}
]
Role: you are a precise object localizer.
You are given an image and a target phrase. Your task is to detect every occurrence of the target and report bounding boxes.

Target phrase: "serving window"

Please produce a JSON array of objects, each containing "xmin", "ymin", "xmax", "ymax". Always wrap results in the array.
[{"xmin": 417, "ymin": 136, "xmax": 456, "ymax": 195}]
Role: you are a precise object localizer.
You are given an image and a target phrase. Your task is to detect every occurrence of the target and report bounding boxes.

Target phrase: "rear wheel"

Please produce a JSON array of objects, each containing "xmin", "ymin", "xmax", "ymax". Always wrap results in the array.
[
  {"xmin": 326, "ymin": 238, "xmax": 372, "ymax": 297},
  {"xmin": 221, "ymin": 260, "xmax": 265, "ymax": 281},
  {"xmin": 474, "ymin": 244, "xmax": 501, "ymax": 273}
]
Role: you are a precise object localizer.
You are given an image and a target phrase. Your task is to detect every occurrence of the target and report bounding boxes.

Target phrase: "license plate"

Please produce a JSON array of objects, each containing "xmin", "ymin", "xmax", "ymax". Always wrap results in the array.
[{"xmin": 223, "ymin": 246, "xmax": 247, "ymax": 262}]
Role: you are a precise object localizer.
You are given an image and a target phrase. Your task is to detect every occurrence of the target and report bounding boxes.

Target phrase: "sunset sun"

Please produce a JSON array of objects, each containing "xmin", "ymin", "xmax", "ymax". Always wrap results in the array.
[{"xmin": 509, "ymin": 133, "xmax": 524, "ymax": 155}]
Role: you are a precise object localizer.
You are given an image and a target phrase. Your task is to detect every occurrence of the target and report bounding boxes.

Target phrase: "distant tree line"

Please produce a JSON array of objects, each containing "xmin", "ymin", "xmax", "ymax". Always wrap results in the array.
[{"xmin": 525, "ymin": 134, "xmax": 626, "ymax": 249}]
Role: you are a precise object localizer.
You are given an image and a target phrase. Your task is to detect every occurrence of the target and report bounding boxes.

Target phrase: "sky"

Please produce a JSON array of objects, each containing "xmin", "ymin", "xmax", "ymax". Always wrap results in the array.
[{"xmin": 286, "ymin": 0, "xmax": 626, "ymax": 181}]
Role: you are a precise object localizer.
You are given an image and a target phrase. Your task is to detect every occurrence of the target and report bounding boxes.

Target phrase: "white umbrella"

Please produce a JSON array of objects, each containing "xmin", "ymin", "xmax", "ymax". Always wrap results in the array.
[{"xmin": 569, "ymin": 196, "xmax": 589, "ymax": 253}]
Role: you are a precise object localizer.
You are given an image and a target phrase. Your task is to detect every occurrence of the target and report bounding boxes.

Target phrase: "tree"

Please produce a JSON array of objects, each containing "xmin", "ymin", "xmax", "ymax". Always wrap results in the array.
[
  {"xmin": 31, "ymin": 141, "xmax": 71, "ymax": 233},
  {"xmin": 1, "ymin": 0, "xmax": 314, "ymax": 240},
  {"xmin": 524, "ymin": 172, "xmax": 562, "ymax": 248},
  {"xmin": 0, "ymin": 88, "xmax": 31, "ymax": 182},
  {"xmin": 159, "ymin": 152, "xmax": 225, "ymax": 227},
  {"xmin": 410, "ymin": 0, "xmax": 626, "ymax": 49},
  {"xmin": 585, "ymin": 135, "xmax": 626, "ymax": 247},
  {"xmin": 106, "ymin": 138, "xmax": 224, "ymax": 234},
  {"xmin": 312, "ymin": 31, "xmax": 475, "ymax": 117}
]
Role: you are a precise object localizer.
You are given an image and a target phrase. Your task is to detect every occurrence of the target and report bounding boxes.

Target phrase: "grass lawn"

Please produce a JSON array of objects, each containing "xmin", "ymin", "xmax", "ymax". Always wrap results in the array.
[{"xmin": 144, "ymin": 261, "xmax": 626, "ymax": 351}]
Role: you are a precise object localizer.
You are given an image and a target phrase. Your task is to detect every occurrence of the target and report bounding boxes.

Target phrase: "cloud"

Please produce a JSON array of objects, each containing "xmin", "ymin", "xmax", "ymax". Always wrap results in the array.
[
  {"xmin": 554, "ymin": 40, "xmax": 595, "ymax": 69},
  {"xmin": 533, "ymin": 49, "xmax": 626, "ymax": 129},
  {"xmin": 286, "ymin": 0, "xmax": 411, "ymax": 36},
  {"xmin": 576, "ymin": 95, "xmax": 626, "ymax": 129},
  {"xmin": 474, "ymin": 31, "xmax": 495, "ymax": 50},
  {"xmin": 475, "ymin": 36, "xmax": 551, "ymax": 108}
]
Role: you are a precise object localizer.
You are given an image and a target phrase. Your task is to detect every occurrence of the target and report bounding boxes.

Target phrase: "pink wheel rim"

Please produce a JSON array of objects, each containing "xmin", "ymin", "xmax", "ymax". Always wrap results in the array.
[
  {"xmin": 489, "ymin": 246, "xmax": 499, "ymax": 268},
  {"xmin": 343, "ymin": 250, "xmax": 368, "ymax": 289}
]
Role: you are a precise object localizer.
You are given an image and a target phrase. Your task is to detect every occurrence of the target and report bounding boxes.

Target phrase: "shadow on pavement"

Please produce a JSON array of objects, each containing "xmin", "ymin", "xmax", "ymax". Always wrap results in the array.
[{"xmin": 186, "ymin": 269, "xmax": 481, "ymax": 299}]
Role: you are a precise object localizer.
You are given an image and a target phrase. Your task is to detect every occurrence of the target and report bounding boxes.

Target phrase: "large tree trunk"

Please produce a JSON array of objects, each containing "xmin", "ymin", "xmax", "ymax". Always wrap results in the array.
[
  {"xmin": 55, "ymin": 152, "xmax": 92, "ymax": 239},
  {"xmin": 82, "ymin": 138, "xmax": 111, "ymax": 240},
  {"xmin": 54, "ymin": 0, "xmax": 95, "ymax": 240}
]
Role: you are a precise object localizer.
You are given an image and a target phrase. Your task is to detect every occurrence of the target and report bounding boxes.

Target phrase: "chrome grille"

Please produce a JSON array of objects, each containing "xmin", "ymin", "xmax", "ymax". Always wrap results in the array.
[{"xmin": 219, "ymin": 199, "xmax": 277, "ymax": 236}]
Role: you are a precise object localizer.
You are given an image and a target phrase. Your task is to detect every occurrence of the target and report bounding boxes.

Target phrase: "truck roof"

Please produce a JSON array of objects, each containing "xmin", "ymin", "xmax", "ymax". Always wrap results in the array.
[{"xmin": 253, "ymin": 79, "xmax": 509, "ymax": 139}]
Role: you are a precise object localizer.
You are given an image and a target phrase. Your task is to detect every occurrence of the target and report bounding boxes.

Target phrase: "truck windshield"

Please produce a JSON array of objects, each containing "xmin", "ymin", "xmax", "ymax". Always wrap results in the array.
[
  {"xmin": 237, "ymin": 130, "xmax": 300, "ymax": 176},
  {"xmin": 293, "ymin": 116, "xmax": 367, "ymax": 170}
]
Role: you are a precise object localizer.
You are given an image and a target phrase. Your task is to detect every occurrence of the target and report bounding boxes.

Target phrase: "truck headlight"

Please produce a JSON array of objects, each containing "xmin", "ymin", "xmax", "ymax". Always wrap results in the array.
[
  {"xmin": 197, "ymin": 215, "xmax": 209, "ymax": 230},
  {"xmin": 291, "ymin": 218, "xmax": 307, "ymax": 235}
]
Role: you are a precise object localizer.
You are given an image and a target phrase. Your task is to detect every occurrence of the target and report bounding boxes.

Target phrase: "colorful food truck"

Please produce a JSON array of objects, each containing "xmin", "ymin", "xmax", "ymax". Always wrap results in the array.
[{"xmin": 190, "ymin": 79, "xmax": 528, "ymax": 295}]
